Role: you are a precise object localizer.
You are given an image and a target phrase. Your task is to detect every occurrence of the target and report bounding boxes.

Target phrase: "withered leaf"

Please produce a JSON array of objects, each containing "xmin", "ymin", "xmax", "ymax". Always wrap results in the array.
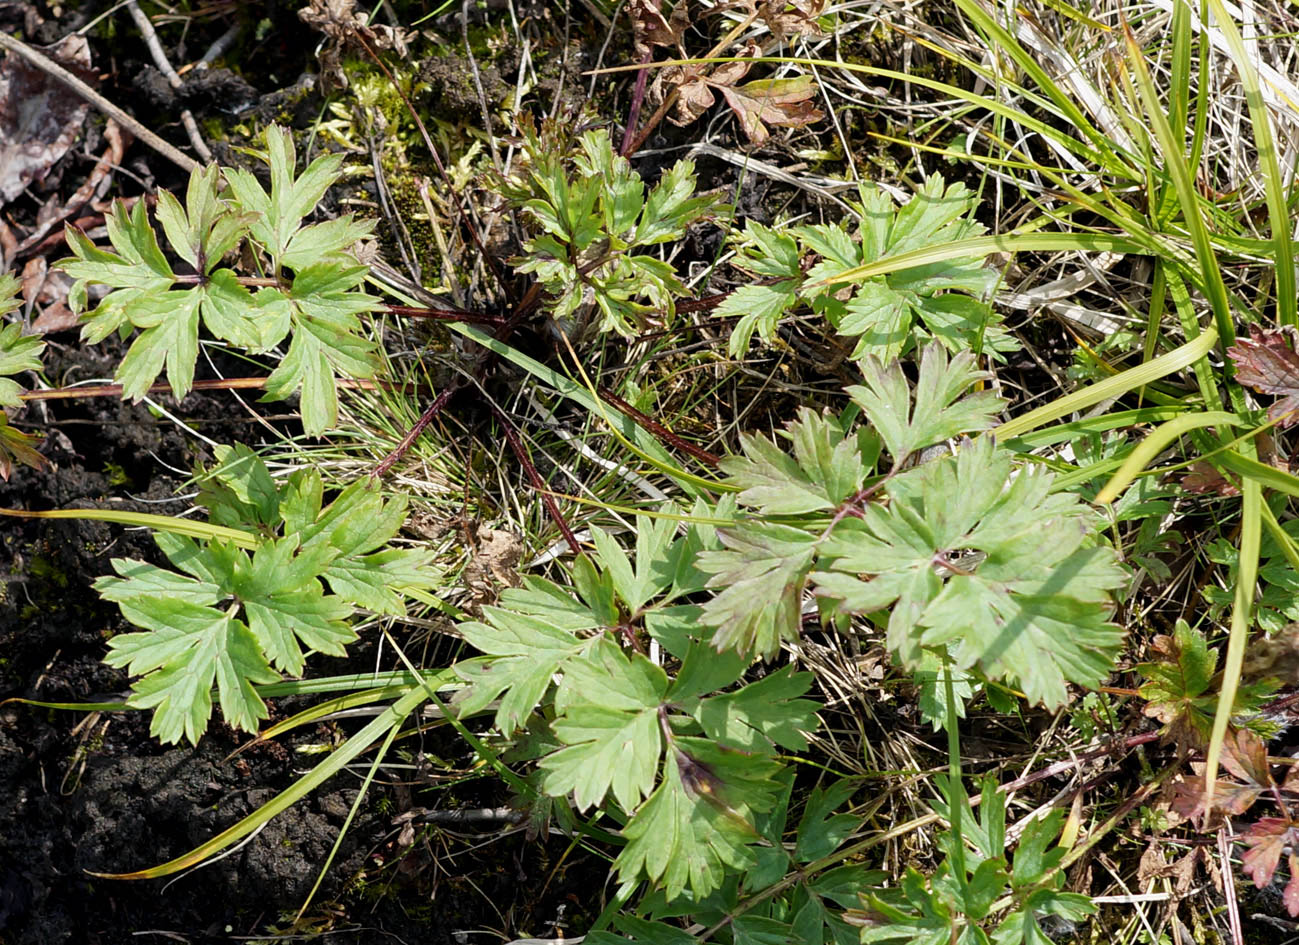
[
  {"xmin": 1169, "ymin": 772, "xmax": 1262, "ymax": 822},
  {"xmin": 714, "ymin": 75, "xmax": 824, "ymax": 146},
  {"xmin": 299, "ymin": 0, "xmax": 411, "ymax": 91},
  {"xmin": 629, "ymin": 0, "xmax": 686, "ymax": 59},
  {"xmin": 1241, "ymin": 817, "xmax": 1299, "ymax": 916},
  {"xmin": 0, "ymin": 34, "xmax": 92, "ymax": 207},
  {"xmin": 1228, "ymin": 324, "xmax": 1299, "ymax": 426},
  {"xmin": 1218, "ymin": 728, "xmax": 1274, "ymax": 790}
]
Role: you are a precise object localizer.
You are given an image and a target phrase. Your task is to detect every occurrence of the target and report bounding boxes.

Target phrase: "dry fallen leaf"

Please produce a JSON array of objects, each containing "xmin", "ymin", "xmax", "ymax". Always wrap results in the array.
[
  {"xmin": 299, "ymin": 0, "xmax": 411, "ymax": 92},
  {"xmin": 715, "ymin": 74, "xmax": 824, "ymax": 146},
  {"xmin": 0, "ymin": 34, "xmax": 92, "ymax": 207},
  {"xmin": 657, "ymin": 43, "xmax": 823, "ymax": 145},
  {"xmin": 629, "ymin": 0, "xmax": 687, "ymax": 59},
  {"xmin": 1228, "ymin": 324, "xmax": 1299, "ymax": 425}
]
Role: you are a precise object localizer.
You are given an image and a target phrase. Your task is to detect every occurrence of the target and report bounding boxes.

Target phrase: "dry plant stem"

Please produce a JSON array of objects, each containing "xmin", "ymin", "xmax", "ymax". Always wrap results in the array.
[
  {"xmin": 0, "ymin": 30, "xmax": 200, "ymax": 173},
  {"xmin": 620, "ymin": 50, "xmax": 654, "ymax": 156},
  {"xmin": 383, "ymin": 303, "xmax": 506, "ymax": 327},
  {"xmin": 372, "ymin": 383, "xmax": 460, "ymax": 478},
  {"xmin": 490, "ymin": 401, "xmax": 583, "ymax": 556},
  {"xmin": 596, "ymin": 384, "xmax": 720, "ymax": 466},
  {"xmin": 125, "ymin": 0, "xmax": 213, "ymax": 164}
]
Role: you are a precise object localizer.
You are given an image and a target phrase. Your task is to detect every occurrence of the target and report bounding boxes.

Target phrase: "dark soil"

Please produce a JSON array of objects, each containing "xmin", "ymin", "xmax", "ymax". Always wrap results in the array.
[{"xmin": 0, "ymin": 342, "xmax": 605, "ymax": 944}]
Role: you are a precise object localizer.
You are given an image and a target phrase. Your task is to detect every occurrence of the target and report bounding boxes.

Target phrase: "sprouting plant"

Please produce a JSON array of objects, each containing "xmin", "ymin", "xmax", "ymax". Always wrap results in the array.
[
  {"xmin": 850, "ymin": 777, "xmax": 1095, "ymax": 945},
  {"xmin": 58, "ymin": 127, "xmax": 379, "ymax": 433},
  {"xmin": 714, "ymin": 176, "xmax": 1015, "ymax": 361},
  {"xmin": 451, "ymin": 500, "xmax": 822, "ymax": 902},
  {"xmin": 94, "ymin": 445, "xmax": 440, "ymax": 744},
  {"xmin": 695, "ymin": 343, "xmax": 1127, "ymax": 715},
  {"xmin": 0, "ymin": 273, "xmax": 46, "ymax": 478},
  {"xmin": 495, "ymin": 119, "xmax": 717, "ymax": 337}
]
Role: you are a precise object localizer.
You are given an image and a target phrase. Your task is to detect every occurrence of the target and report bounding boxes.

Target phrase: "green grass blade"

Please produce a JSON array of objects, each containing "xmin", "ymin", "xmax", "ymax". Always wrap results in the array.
[
  {"xmin": 0, "ymin": 506, "xmax": 258, "ymax": 548},
  {"xmin": 1205, "ymin": 0, "xmax": 1296, "ymax": 326},
  {"xmin": 1203, "ymin": 477, "xmax": 1261, "ymax": 817},
  {"xmin": 805, "ymin": 233, "xmax": 1152, "ymax": 289},
  {"xmin": 1122, "ymin": 20, "xmax": 1235, "ymax": 349},
  {"xmin": 87, "ymin": 684, "xmax": 431, "ymax": 879},
  {"xmin": 994, "ymin": 327, "xmax": 1218, "ymax": 440},
  {"xmin": 1094, "ymin": 411, "xmax": 1240, "ymax": 504}
]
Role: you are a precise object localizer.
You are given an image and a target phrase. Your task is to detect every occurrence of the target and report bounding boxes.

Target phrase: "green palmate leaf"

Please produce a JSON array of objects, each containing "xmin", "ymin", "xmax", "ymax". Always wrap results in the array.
[
  {"xmin": 693, "ymin": 666, "xmax": 818, "ymax": 752},
  {"xmin": 96, "ymin": 453, "xmax": 438, "ymax": 744},
  {"xmin": 848, "ymin": 342, "xmax": 1002, "ymax": 465},
  {"xmin": 715, "ymin": 281, "xmax": 800, "ymax": 355},
  {"xmin": 697, "ymin": 521, "xmax": 818, "ymax": 659},
  {"xmin": 815, "ymin": 437, "xmax": 1127, "ymax": 708},
  {"xmin": 616, "ymin": 738, "xmax": 784, "ymax": 901},
  {"xmin": 502, "ymin": 124, "xmax": 715, "ymax": 336},
  {"xmin": 100, "ymin": 597, "xmax": 278, "ymax": 744},
  {"xmin": 0, "ymin": 318, "xmax": 44, "ymax": 410},
  {"xmin": 714, "ymin": 221, "xmax": 803, "ymax": 354},
  {"xmin": 794, "ymin": 779, "xmax": 860, "ymax": 862},
  {"xmin": 541, "ymin": 639, "xmax": 668, "ymax": 811},
  {"xmin": 261, "ymin": 262, "xmax": 381, "ymax": 434},
  {"xmin": 454, "ymin": 599, "xmax": 595, "ymax": 732},
  {"xmin": 154, "ymin": 164, "xmax": 257, "ymax": 274},
  {"xmin": 222, "ymin": 126, "xmax": 366, "ymax": 269},
  {"xmin": 720, "ymin": 407, "xmax": 869, "ymax": 514}
]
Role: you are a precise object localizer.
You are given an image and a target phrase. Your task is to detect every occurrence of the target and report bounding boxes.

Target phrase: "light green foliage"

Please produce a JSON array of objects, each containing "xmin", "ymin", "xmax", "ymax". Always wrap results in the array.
[
  {"xmin": 498, "ymin": 120, "xmax": 715, "ymax": 336},
  {"xmin": 451, "ymin": 505, "xmax": 821, "ymax": 902},
  {"xmin": 0, "ymin": 273, "xmax": 46, "ymax": 477},
  {"xmin": 95, "ymin": 445, "xmax": 439, "ymax": 744},
  {"xmin": 858, "ymin": 779, "xmax": 1094, "ymax": 945},
  {"xmin": 697, "ymin": 344, "xmax": 1127, "ymax": 712},
  {"xmin": 715, "ymin": 176, "xmax": 1014, "ymax": 360},
  {"xmin": 59, "ymin": 127, "xmax": 378, "ymax": 433},
  {"xmin": 816, "ymin": 435, "xmax": 1127, "ymax": 709}
]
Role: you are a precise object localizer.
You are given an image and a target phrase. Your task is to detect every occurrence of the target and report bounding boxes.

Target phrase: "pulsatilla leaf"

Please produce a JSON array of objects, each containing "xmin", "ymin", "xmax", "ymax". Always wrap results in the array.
[
  {"xmin": 697, "ymin": 521, "xmax": 817, "ymax": 660},
  {"xmin": 95, "ymin": 451, "xmax": 438, "ymax": 745},
  {"xmin": 814, "ymin": 436, "xmax": 1127, "ymax": 709},
  {"xmin": 615, "ymin": 738, "xmax": 784, "ymax": 902}
]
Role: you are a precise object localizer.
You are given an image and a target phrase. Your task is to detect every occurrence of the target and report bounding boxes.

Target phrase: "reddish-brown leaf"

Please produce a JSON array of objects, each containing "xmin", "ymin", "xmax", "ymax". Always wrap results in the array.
[
  {"xmin": 1228, "ymin": 325, "xmax": 1299, "ymax": 426},
  {"xmin": 1170, "ymin": 773, "xmax": 1262, "ymax": 822},
  {"xmin": 1242, "ymin": 818, "xmax": 1299, "ymax": 894},
  {"xmin": 1220, "ymin": 728, "xmax": 1275, "ymax": 790}
]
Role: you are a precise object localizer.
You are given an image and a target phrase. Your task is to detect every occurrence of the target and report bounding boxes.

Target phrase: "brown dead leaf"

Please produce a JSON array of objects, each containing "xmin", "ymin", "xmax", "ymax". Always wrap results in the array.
[
  {"xmin": 629, "ymin": 0, "xmax": 687, "ymax": 59},
  {"xmin": 1228, "ymin": 324, "xmax": 1299, "ymax": 426},
  {"xmin": 0, "ymin": 34, "xmax": 92, "ymax": 208},
  {"xmin": 14, "ymin": 119, "xmax": 126, "ymax": 263},
  {"xmin": 657, "ymin": 42, "xmax": 823, "ymax": 145},
  {"xmin": 715, "ymin": 74, "xmax": 824, "ymax": 146},
  {"xmin": 463, "ymin": 525, "xmax": 524, "ymax": 609},
  {"xmin": 24, "ymin": 258, "xmax": 77, "ymax": 334},
  {"xmin": 758, "ymin": 0, "xmax": 825, "ymax": 42},
  {"xmin": 299, "ymin": 0, "xmax": 411, "ymax": 92}
]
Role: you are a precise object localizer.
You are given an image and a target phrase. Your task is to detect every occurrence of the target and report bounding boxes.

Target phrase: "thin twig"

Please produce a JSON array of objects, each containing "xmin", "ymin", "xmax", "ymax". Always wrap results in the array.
[
  {"xmin": 0, "ymin": 29, "xmax": 200, "ymax": 174},
  {"xmin": 125, "ymin": 0, "xmax": 213, "ymax": 163}
]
